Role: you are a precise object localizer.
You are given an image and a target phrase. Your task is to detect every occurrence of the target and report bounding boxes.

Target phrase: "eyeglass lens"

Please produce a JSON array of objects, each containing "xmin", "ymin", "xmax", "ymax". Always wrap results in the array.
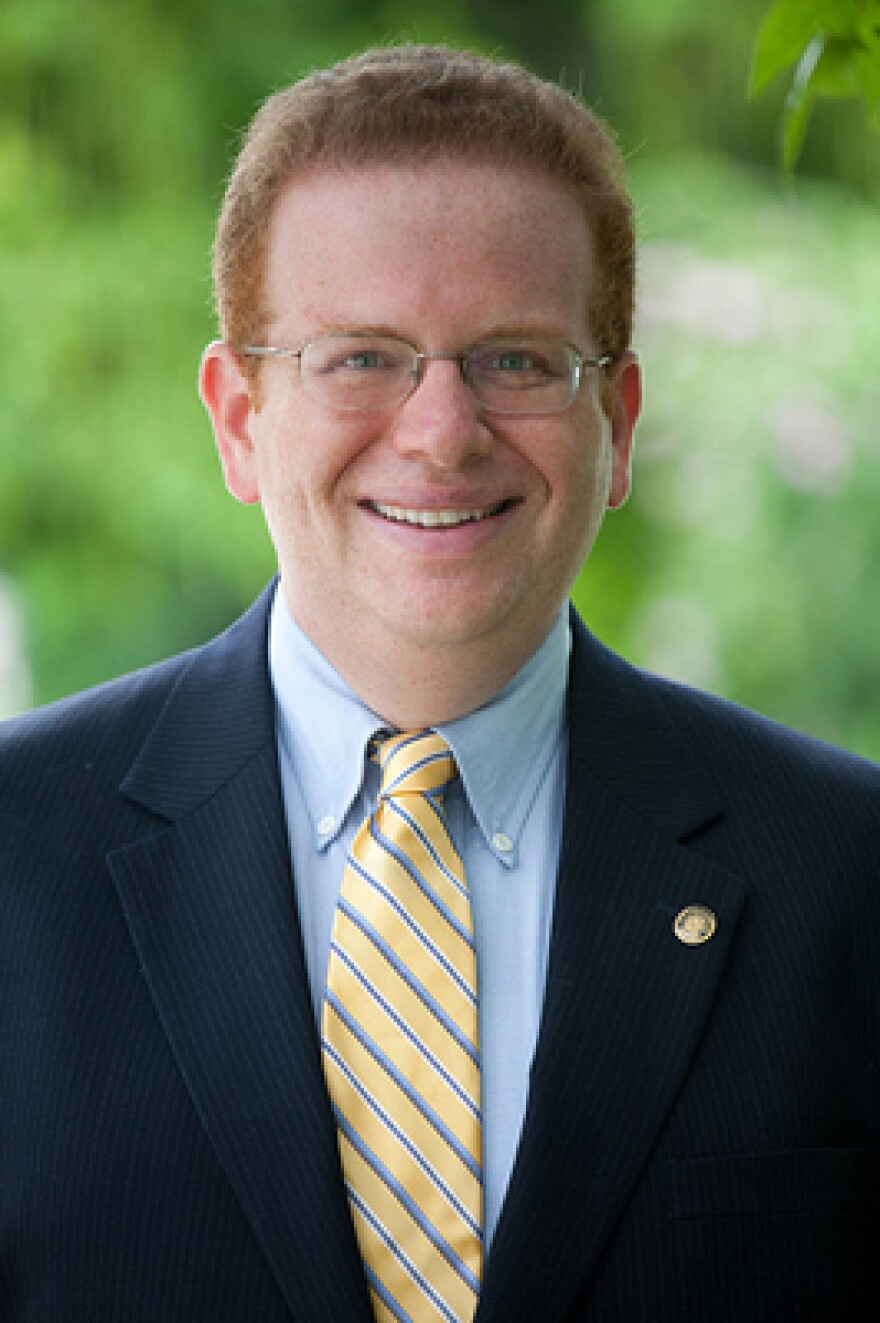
[{"xmin": 301, "ymin": 334, "xmax": 579, "ymax": 414}]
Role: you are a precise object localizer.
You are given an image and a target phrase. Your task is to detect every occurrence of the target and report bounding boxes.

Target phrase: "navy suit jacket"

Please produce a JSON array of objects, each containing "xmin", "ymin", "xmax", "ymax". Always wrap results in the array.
[{"xmin": 2, "ymin": 583, "xmax": 879, "ymax": 1321}]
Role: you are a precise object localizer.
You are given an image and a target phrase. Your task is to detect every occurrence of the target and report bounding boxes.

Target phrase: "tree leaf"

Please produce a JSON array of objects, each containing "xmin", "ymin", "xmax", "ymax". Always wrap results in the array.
[
  {"xmin": 811, "ymin": 35, "xmax": 864, "ymax": 96},
  {"xmin": 857, "ymin": 0, "xmax": 880, "ymax": 46},
  {"xmin": 749, "ymin": 0, "xmax": 822, "ymax": 97},
  {"xmin": 855, "ymin": 39, "xmax": 880, "ymax": 121},
  {"xmin": 781, "ymin": 33, "xmax": 825, "ymax": 170},
  {"xmin": 749, "ymin": 0, "xmax": 879, "ymax": 96}
]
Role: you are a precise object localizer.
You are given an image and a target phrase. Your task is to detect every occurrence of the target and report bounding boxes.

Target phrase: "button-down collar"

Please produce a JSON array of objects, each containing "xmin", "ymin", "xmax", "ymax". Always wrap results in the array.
[
  {"xmin": 269, "ymin": 588, "xmax": 570, "ymax": 867},
  {"xmin": 440, "ymin": 613, "xmax": 569, "ymax": 867},
  {"xmin": 270, "ymin": 594, "xmax": 379, "ymax": 852}
]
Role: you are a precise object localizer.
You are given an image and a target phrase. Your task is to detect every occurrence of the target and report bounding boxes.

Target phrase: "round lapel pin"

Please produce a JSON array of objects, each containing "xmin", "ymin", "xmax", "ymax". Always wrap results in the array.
[{"xmin": 674, "ymin": 904, "xmax": 717, "ymax": 946}]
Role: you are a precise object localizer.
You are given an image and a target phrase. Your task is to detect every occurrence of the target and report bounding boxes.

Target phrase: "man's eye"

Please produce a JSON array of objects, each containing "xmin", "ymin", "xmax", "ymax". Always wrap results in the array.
[
  {"xmin": 335, "ymin": 349, "xmax": 386, "ymax": 371},
  {"xmin": 491, "ymin": 351, "xmax": 536, "ymax": 372},
  {"xmin": 320, "ymin": 342, "xmax": 410, "ymax": 376},
  {"xmin": 472, "ymin": 345, "xmax": 555, "ymax": 383}
]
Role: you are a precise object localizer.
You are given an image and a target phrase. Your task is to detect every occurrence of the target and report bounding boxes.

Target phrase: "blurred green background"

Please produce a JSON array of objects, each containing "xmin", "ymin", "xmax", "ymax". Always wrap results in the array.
[{"xmin": 2, "ymin": 0, "xmax": 878, "ymax": 758}]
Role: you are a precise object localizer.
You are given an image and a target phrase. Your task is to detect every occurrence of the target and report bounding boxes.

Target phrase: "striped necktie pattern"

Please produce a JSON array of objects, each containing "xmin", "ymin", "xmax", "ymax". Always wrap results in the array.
[{"xmin": 322, "ymin": 729, "xmax": 483, "ymax": 1323}]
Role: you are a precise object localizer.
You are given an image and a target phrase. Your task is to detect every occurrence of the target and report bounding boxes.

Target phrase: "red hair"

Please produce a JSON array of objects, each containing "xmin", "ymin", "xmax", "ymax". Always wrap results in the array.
[{"xmin": 213, "ymin": 45, "xmax": 635, "ymax": 379}]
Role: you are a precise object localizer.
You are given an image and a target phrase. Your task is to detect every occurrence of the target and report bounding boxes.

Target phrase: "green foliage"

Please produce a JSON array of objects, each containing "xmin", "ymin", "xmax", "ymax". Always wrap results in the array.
[
  {"xmin": 750, "ymin": 0, "xmax": 880, "ymax": 169},
  {"xmin": 574, "ymin": 151, "xmax": 880, "ymax": 759}
]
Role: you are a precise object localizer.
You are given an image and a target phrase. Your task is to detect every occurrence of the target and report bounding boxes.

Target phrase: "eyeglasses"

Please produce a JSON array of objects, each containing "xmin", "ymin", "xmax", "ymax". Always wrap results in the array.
[{"xmin": 238, "ymin": 332, "xmax": 611, "ymax": 416}]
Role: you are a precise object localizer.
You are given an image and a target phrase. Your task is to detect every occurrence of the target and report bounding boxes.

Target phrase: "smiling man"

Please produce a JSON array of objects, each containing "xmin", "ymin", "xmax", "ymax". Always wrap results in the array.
[
  {"xmin": 1, "ymin": 44, "xmax": 878, "ymax": 1323},
  {"xmin": 201, "ymin": 158, "xmax": 638, "ymax": 726}
]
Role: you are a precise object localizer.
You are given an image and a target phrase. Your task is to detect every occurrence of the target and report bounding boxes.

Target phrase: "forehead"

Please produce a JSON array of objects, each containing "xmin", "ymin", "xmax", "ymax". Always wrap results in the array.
[{"xmin": 263, "ymin": 159, "xmax": 596, "ymax": 340}]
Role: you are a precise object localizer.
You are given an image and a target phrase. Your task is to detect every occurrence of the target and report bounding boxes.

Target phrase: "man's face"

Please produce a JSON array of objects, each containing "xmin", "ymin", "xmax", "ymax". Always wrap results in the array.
[{"xmin": 203, "ymin": 160, "xmax": 640, "ymax": 708}]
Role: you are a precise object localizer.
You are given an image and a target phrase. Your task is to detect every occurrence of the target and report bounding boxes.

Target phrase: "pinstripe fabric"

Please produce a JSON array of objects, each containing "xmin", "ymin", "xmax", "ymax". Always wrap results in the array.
[
  {"xmin": 322, "ymin": 731, "xmax": 482, "ymax": 1323},
  {"xmin": 3, "ymin": 585, "xmax": 879, "ymax": 1321}
]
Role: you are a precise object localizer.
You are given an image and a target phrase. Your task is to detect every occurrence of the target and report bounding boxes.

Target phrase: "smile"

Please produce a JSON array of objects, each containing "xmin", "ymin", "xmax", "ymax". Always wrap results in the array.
[{"xmin": 369, "ymin": 501, "xmax": 508, "ymax": 528}]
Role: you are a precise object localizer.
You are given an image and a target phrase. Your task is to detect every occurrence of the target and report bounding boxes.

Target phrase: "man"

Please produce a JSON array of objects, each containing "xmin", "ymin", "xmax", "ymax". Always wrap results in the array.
[{"xmin": 1, "ymin": 44, "xmax": 878, "ymax": 1323}]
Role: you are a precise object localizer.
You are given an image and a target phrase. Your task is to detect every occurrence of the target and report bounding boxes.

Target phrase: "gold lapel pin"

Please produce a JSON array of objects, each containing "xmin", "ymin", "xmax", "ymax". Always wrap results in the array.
[{"xmin": 673, "ymin": 904, "xmax": 718, "ymax": 946}]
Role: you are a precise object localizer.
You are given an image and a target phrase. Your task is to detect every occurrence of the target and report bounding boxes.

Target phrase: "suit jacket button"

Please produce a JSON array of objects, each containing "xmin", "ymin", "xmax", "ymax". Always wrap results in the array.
[{"xmin": 674, "ymin": 904, "xmax": 717, "ymax": 945}]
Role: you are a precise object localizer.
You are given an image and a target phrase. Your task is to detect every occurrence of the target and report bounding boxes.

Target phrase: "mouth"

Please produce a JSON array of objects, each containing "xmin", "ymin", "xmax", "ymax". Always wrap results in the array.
[{"xmin": 366, "ymin": 500, "xmax": 511, "ymax": 528}]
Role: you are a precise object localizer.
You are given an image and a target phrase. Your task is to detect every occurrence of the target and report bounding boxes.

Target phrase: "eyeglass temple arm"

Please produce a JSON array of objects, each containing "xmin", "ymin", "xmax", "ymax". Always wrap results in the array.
[{"xmin": 238, "ymin": 346, "xmax": 304, "ymax": 359}]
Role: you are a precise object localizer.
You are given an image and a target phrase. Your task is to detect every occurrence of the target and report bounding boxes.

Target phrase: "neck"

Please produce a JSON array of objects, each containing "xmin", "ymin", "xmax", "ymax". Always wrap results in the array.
[
  {"xmin": 330, "ymin": 644, "xmax": 527, "ymax": 730},
  {"xmin": 282, "ymin": 590, "xmax": 556, "ymax": 729}
]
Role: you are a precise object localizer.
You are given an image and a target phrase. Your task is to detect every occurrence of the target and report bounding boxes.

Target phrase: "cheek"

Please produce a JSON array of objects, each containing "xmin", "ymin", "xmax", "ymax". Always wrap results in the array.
[
  {"xmin": 546, "ymin": 428, "xmax": 614, "ymax": 565},
  {"xmin": 255, "ymin": 412, "xmax": 375, "ymax": 536},
  {"xmin": 543, "ymin": 413, "xmax": 612, "ymax": 514},
  {"xmin": 246, "ymin": 423, "xmax": 314, "ymax": 557}
]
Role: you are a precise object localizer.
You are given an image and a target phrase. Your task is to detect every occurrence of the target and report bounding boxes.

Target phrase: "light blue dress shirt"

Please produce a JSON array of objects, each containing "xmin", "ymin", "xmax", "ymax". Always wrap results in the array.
[{"xmin": 268, "ymin": 588, "xmax": 570, "ymax": 1250}]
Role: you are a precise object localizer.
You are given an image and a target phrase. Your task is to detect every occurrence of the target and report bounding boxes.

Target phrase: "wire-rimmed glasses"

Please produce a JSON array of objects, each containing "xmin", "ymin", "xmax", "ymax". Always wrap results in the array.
[{"xmin": 238, "ymin": 332, "xmax": 611, "ymax": 416}]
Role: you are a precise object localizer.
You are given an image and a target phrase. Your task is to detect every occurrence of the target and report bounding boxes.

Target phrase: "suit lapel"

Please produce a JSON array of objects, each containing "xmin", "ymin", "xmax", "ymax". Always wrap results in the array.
[
  {"xmin": 105, "ymin": 592, "xmax": 750, "ymax": 1322},
  {"xmin": 478, "ymin": 620, "xmax": 749, "ymax": 1322},
  {"xmin": 108, "ymin": 587, "xmax": 373, "ymax": 1322}
]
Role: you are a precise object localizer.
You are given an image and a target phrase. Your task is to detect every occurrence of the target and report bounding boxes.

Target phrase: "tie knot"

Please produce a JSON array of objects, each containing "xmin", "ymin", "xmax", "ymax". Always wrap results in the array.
[{"xmin": 374, "ymin": 730, "xmax": 457, "ymax": 799}]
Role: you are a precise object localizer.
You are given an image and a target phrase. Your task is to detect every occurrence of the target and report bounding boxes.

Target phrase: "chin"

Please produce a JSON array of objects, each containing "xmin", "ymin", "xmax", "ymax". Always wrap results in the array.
[{"xmin": 393, "ymin": 597, "xmax": 541, "ymax": 655}]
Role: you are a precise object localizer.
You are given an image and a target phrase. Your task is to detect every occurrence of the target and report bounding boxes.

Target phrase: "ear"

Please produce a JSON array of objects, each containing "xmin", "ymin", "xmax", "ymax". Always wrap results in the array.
[
  {"xmin": 606, "ymin": 351, "xmax": 642, "ymax": 510},
  {"xmin": 198, "ymin": 341, "xmax": 261, "ymax": 505}
]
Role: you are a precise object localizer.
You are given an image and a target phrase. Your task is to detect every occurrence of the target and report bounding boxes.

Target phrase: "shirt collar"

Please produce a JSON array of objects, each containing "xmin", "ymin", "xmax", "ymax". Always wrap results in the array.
[
  {"xmin": 270, "ymin": 590, "xmax": 380, "ymax": 852},
  {"xmin": 269, "ymin": 586, "xmax": 570, "ymax": 866},
  {"xmin": 439, "ymin": 609, "xmax": 570, "ymax": 868}
]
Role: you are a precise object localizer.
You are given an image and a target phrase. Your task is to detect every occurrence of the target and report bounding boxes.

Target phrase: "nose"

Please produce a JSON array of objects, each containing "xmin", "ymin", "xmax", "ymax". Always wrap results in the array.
[{"xmin": 389, "ymin": 356, "xmax": 493, "ymax": 470}]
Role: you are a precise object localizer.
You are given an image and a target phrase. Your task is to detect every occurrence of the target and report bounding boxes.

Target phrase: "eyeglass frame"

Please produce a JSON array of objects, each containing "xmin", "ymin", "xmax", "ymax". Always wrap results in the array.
[{"xmin": 236, "ymin": 331, "xmax": 613, "ymax": 417}]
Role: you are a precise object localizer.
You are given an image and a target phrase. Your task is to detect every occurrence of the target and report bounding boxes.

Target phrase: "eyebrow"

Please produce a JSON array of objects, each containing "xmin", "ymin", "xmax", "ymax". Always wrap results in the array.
[
  {"xmin": 469, "ymin": 321, "xmax": 572, "ymax": 341},
  {"xmin": 281, "ymin": 320, "xmax": 576, "ymax": 344}
]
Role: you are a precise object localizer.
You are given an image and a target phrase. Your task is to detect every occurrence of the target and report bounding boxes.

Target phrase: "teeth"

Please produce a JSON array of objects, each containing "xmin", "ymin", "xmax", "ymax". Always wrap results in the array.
[{"xmin": 372, "ymin": 501, "xmax": 504, "ymax": 527}]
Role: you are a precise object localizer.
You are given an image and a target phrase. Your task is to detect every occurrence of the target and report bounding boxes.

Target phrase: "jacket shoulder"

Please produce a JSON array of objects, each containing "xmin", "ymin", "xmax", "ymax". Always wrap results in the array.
[
  {"xmin": 0, "ymin": 650, "xmax": 198, "ymax": 819},
  {"xmin": 569, "ymin": 615, "xmax": 880, "ymax": 868},
  {"xmin": 649, "ymin": 665, "xmax": 880, "ymax": 795},
  {"xmin": 635, "ymin": 662, "xmax": 880, "ymax": 886}
]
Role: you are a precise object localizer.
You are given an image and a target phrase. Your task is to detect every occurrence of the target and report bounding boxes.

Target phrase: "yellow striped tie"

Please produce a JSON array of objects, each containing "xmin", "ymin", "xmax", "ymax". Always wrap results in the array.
[{"xmin": 322, "ymin": 730, "xmax": 483, "ymax": 1323}]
